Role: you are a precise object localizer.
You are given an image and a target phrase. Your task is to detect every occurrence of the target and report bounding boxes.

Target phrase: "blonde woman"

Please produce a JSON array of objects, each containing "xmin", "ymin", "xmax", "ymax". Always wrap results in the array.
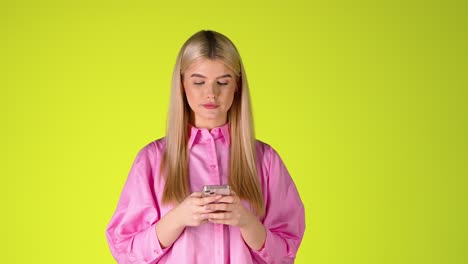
[{"xmin": 106, "ymin": 30, "xmax": 305, "ymax": 263}]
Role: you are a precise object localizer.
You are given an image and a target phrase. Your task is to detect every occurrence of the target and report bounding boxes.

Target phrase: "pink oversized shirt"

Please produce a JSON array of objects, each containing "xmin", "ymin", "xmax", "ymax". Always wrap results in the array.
[{"xmin": 106, "ymin": 123, "xmax": 305, "ymax": 263}]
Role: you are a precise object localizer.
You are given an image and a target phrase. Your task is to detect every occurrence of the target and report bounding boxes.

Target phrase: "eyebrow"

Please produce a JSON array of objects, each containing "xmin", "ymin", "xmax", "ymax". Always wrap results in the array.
[{"xmin": 190, "ymin": 73, "xmax": 232, "ymax": 79}]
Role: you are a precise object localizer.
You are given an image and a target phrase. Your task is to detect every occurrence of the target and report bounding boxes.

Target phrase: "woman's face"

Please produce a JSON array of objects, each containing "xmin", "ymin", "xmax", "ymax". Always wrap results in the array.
[{"xmin": 183, "ymin": 58, "xmax": 237, "ymax": 129}]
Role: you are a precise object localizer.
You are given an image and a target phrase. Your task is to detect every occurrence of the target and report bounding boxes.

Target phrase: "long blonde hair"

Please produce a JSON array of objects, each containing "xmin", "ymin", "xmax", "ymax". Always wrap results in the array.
[{"xmin": 161, "ymin": 30, "xmax": 264, "ymax": 216}]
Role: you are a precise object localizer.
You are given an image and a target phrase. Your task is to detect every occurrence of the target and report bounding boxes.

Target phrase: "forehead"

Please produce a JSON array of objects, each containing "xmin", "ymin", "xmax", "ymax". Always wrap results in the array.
[{"xmin": 185, "ymin": 58, "xmax": 232, "ymax": 77}]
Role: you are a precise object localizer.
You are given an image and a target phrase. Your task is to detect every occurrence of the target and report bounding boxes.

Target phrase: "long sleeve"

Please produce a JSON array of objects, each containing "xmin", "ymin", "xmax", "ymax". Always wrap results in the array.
[
  {"xmin": 106, "ymin": 143, "xmax": 168, "ymax": 264},
  {"xmin": 251, "ymin": 146, "xmax": 306, "ymax": 264}
]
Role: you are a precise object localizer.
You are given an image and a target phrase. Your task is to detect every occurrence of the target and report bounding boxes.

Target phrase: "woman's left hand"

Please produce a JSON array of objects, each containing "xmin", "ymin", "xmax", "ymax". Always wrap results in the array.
[
  {"xmin": 203, "ymin": 191, "xmax": 267, "ymax": 250},
  {"xmin": 202, "ymin": 192, "xmax": 255, "ymax": 228}
]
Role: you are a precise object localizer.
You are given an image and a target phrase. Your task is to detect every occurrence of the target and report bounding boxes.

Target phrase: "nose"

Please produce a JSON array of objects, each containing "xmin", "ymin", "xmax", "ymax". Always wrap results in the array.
[{"xmin": 206, "ymin": 82, "xmax": 217, "ymax": 99}]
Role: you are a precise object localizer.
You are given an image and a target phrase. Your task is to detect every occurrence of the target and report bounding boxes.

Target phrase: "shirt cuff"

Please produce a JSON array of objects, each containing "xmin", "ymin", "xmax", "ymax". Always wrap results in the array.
[
  {"xmin": 250, "ymin": 228, "xmax": 274, "ymax": 261},
  {"xmin": 134, "ymin": 223, "xmax": 170, "ymax": 262}
]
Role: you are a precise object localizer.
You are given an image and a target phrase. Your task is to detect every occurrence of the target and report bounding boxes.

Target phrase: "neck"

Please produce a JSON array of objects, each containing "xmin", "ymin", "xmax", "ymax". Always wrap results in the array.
[{"xmin": 192, "ymin": 119, "xmax": 227, "ymax": 130}]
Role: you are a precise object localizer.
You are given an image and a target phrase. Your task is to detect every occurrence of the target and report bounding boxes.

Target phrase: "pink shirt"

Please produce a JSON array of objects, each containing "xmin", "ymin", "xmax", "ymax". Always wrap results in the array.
[{"xmin": 106, "ymin": 123, "xmax": 305, "ymax": 263}]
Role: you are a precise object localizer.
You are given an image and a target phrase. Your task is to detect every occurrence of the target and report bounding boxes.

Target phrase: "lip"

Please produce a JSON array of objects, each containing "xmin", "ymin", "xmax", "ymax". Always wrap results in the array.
[{"xmin": 202, "ymin": 104, "xmax": 219, "ymax": 109}]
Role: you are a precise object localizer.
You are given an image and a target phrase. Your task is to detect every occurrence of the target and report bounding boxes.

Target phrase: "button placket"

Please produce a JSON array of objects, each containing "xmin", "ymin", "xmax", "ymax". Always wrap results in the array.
[
  {"xmin": 207, "ymin": 135, "xmax": 220, "ymax": 184},
  {"xmin": 214, "ymin": 224, "xmax": 224, "ymax": 263}
]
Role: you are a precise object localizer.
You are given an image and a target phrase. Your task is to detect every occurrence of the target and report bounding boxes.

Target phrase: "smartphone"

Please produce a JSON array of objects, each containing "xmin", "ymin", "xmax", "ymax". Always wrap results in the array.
[{"xmin": 202, "ymin": 185, "xmax": 231, "ymax": 196}]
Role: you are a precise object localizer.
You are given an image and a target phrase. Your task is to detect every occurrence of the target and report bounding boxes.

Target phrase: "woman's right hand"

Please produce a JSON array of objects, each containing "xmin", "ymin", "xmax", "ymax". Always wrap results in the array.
[
  {"xmin": 156, "ymin": 192, "xmax": 221, "ymax": 248},
  {"xmin": 173, "ymin": 192, "xmax": 222, "ymax": 227}
]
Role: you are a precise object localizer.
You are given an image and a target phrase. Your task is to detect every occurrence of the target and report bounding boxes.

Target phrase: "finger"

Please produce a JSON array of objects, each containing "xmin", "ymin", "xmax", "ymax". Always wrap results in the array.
[
  {"xmin": 207, "ymin": 219, "xmax": 231, "ymax": 225},
  {"xmin": 205, "ymin": 212, "xmax": 232, "ymax": 220},
  {"xmin": 196, "ymin": 215, "xmax": 211, "ymax": 225},
  {"xmin": 216, "ymin": 195, "xmax": 237, "ymax": 204},
  {"xmin": 192, "ymin": 194, "xmax": 221, "ymax": 206},
  {"xmin": 200, "ymin": 213, "xmax": 210, "ymax": 220},
  {"xmin": 199, "ymin": 194, "xmax": 222, "ymax": 205},
  {"xmin": 205, "ymin": 203, "xmax": 232, "ymax": 212},
  {"xmin": 198, "ymin": 205, "xmax": 217, "ymax": 214}
]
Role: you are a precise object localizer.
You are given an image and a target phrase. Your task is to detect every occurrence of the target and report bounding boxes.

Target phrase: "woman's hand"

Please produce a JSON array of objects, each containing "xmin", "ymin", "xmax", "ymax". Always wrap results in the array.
[
  {"xmin": 202, "ymin": 191, "xmax": 267, "ymax": 250},
  {"xmin": 202, "ymin": 192, "xmax": 255, "ymax": 228},
  {"xmin": 173, "ymin": 192, "xmax": 222, "ymax": 227},
  {"xmin": 155, "ymin": 192, "xmax": 222, "ymax": 248}
]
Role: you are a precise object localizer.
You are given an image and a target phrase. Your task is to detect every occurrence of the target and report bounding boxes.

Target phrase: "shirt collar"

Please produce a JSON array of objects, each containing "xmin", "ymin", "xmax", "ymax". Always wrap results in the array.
[{"xmin": 187, "ymin": 123, "xmax": 231, "ymax": 149}]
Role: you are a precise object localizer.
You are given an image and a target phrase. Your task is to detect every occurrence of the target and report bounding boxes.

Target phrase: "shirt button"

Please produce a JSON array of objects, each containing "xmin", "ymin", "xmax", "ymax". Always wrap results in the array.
[{"xmin": 210, "ymin": 165, "xmax": 216, "ymax": 169}]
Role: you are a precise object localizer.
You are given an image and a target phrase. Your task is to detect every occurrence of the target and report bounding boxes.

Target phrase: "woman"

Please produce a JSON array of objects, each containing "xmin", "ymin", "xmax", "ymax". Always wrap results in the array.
[{"xmin": 106, "ymin": 30, "xmax": 305, "ymax": 264}]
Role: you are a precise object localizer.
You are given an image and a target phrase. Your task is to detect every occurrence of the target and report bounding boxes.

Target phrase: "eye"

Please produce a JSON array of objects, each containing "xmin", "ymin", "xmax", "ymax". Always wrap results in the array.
[
  {"xmin": 194, "ymin": 82, "xmax": 205, "ymax": 85},
  {"xmin": 217, "ymin": 81, "xmax": 228, "ymax": 86}
]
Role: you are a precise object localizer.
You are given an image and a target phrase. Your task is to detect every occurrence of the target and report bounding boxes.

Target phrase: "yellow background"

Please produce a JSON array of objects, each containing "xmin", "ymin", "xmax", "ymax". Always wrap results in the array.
[{"xmin": 2, "ymin": 0, "xmax": 467, "ymax": 263}]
